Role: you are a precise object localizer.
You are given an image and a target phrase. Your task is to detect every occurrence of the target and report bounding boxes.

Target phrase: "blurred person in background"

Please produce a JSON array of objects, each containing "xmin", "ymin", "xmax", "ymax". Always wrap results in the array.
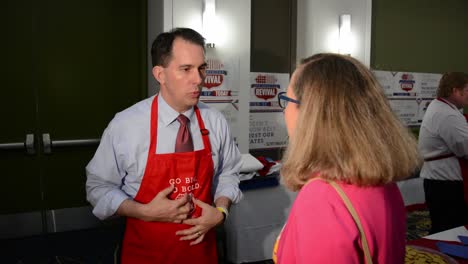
[{"xmin": 419, "ymin": 72, "xmax": 468, "ymax": 234}]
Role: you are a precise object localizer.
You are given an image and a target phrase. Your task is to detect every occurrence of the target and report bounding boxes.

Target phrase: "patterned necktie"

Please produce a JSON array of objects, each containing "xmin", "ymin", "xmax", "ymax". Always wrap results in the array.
[{"xmin": 175, "ymin": 114, "xmax": 194, "ymax": 153}]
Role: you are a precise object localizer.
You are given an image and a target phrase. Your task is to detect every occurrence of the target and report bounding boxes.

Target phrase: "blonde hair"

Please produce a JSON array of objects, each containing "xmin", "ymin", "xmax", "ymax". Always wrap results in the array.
[{"xmin": 281, "ymin": 53, "xmax": 421, "ymax": 191}]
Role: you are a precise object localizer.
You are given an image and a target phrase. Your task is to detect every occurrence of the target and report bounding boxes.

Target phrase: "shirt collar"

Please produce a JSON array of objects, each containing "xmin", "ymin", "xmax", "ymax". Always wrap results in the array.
[
  {"xmin": 438, "ymin": 97, "xmax": 459, "ymax": 110},
  {"xmin": 158, "ymin": 94, "xmax": 195, "ymax": 127}
]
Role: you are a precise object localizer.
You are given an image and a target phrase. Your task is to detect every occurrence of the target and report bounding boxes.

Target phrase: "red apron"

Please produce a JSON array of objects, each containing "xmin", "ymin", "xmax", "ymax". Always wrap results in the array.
[
  {"xmin": 121, "ymin": 96, "xmax": 217, "ymax": 264},
  {"xmin": 423, "ymin": 98, "xmax": 468, "ymax": 205}
]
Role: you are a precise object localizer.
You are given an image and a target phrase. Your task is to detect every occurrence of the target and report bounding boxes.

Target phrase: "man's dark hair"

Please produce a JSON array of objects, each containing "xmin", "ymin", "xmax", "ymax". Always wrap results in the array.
[
  {"xmin": 437, "ymin": 72, "xmax": 468, "ymax": 98},
  {"xmin": 151, "ymin": 28, "xmax": 205, "ymax": 67}
]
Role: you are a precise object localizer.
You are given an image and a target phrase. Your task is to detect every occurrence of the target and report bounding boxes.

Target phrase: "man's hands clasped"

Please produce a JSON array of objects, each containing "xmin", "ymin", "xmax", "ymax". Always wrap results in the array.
[
  {"xmin": 175, "ymin": 198, "xmax": 224, "ymax": 245},
  {"xmin": 140, "ymin": 185, "xmax": 192, "ymax": 223},
  {"xmin": 139, "ymin": 185, "xmax": 225, "ymax": 246}
]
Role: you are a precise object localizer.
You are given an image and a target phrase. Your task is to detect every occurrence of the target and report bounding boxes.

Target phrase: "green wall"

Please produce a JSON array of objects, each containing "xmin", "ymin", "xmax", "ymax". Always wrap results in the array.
[
  {"xmin": 250, "ymin": 0, "xmax": 296, "ymax": 160},
  {"xmin": 372, "ymin": 0, "xmax": 468, "ymax": 74},
  {"xmin": 251, "ymin": 0, "xmax": 296, "ymax": 74}
]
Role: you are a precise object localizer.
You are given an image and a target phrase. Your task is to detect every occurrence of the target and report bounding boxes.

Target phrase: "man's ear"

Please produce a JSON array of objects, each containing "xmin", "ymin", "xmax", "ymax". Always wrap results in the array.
[{"xmin": 152, "ymin": 66, "xmax": 165, "ymax": 84}]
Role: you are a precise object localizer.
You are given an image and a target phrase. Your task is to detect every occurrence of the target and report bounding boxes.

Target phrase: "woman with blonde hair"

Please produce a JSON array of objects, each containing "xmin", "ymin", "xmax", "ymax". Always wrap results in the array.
[{"xmin": 274, "ymin": 53, "xmax": 420, "ymax": 263}]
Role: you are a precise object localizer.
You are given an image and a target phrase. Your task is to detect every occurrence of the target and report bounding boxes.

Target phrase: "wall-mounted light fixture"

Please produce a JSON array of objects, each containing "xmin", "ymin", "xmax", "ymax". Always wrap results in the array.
[
  {"xmin": 203, "ymin": 0, "xmax": 216, "ymax": 48},
  {"xmin": 338, "ymin": 14, "xmax": 351, "ymax": 55}
]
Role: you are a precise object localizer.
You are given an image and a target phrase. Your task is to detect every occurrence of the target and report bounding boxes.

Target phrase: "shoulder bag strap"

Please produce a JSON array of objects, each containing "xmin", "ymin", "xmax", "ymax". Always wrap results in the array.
[{"xmin": 328, "ymin": 181, "xmax": 373, "ymax": 264}]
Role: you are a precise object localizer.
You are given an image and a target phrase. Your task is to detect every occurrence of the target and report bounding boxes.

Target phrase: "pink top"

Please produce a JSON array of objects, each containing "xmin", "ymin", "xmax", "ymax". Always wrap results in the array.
[{"xmin": 276, "ymin": 180, "xmax": 406, "ymax": 264}]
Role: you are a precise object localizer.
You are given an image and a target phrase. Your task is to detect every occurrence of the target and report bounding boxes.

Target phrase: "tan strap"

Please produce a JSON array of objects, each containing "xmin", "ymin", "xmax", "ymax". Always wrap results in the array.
[
  {"xmin": 329, "ymin": 181, "xmax": 373, "ymax": 264},
  {"xmin": 304, "ymin": 177, "xmax": 373, "ymax": 263}
]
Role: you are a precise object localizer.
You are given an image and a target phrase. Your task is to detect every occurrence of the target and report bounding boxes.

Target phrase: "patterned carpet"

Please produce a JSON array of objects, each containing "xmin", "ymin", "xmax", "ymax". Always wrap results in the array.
[{"xmin": 406, "ymin": 207, "xmax": 431, "ymax": 241}]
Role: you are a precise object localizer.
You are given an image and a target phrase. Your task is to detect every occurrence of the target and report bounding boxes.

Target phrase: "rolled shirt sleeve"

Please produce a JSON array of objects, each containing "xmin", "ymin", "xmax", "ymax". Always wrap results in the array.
[{"xmin": 86, "ymin": 121, "xmax": 131, "ymax": 220}]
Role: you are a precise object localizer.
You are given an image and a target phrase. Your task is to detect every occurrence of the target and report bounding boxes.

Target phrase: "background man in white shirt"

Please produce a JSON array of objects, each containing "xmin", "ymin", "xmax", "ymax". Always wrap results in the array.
[
  {"xmin": 86, "ymin": 28, "xmax": 242, "ymax": 263},
  {"xmin": 419, "ymin": 72, "xmax": 468, "ymax": 233}
]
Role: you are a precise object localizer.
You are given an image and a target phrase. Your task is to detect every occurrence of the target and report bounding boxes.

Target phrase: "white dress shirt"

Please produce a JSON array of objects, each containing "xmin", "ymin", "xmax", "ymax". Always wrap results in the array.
[
  {"xmin": 86, "ymin": 95, "xmax": 243, "ymax": 220},
  {"xmin": 419, "ymin": 98, "xmax": 468, "ymax": 181}
]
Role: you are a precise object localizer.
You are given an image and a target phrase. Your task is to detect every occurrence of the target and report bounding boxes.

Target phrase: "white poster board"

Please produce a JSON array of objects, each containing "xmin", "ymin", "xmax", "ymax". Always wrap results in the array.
[
  {"xmin": 249, "ymin": 72, "xmax": 289, "ymax": 150},
  {"xmin": 201, "ymin": 58, "xmax": 239, "ymax": 142},
  {"xmin": 373, "ymin": 70, "xmax": 442, "ymax": 126}
]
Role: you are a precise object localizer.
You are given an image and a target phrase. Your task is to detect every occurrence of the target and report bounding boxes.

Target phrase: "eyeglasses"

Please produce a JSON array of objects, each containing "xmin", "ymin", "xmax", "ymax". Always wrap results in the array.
[{"xmin": 278, "ymin": 91, "xmax": 300, "ymax": 109}]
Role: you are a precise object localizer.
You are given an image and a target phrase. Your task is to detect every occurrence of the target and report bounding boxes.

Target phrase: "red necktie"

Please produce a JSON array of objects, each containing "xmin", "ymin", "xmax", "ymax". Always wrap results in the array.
[{"xmin": 175, "ymin": 114, "xmax": 194, "ymax": 153}]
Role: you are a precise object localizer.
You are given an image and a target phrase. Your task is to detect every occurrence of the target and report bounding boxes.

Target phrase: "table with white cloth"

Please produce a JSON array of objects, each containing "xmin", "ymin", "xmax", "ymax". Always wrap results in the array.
[
  {"xmin": 396, "ymin": 176, "xmax": 425, "ymax": 206},
  {"xmin": 224, "ymin": 183, "xmax": 297, "ymax": 263}
]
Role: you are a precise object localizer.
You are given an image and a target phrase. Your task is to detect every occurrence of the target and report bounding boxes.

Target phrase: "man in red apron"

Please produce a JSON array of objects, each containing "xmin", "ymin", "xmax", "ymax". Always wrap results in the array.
[
  {"xmin": 419, "ymin": 72, "xmax": 468, "ymax": 233},
  {"xmin": 86, "ymin": 28, "xmax": 242, "ymax": 264}
]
